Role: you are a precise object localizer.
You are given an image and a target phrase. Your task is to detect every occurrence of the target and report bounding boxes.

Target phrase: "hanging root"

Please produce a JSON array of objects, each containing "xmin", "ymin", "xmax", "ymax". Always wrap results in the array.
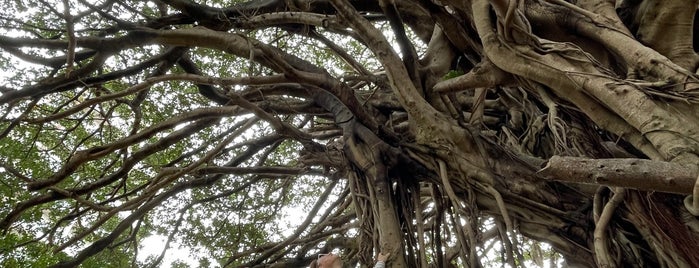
[
  {"xmin": 684, "ymin": 173, "xmax": 699, "ymax": 216},
  {"xmin": 483, "ymin": 182, "xmax": 524, "ymax": 265},
  {"xmin": 437, "ymin": 156, "xmax": 523, "ymax": 266},
  {"xmin": 533, "ymin": 83, "xmax": 568, "ymax": 152},
  {"xmin": 437, "ymin": 159, "xmax": 482, "ymax": 267},
  {"xmin": 594, "ymin": 187, "xmax": 626, "ymax": 267}
]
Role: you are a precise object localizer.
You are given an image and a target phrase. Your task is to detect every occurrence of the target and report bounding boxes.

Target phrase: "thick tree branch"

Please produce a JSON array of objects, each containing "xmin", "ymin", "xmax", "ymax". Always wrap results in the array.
[
  {"xmin": 379, "ymin": 0, "xmax": 420, "ymax": 87},
  {"xmin": 632, "ymin": 0, "xmax": 699, "ymax": 70},
  {"xmin": 433, "ymin": 59, "xmax": 513, "ymax": 93},
  {"xmin": 473, "ymin": 0, "xmax": 697, "ymax": 161},
  {"xmin": 539, "ymin": 156, "xmax": 697, "ymax": 195},
  {"xmin": 526, "ymin": 1, "xmax": 699, "ymax": 90}
]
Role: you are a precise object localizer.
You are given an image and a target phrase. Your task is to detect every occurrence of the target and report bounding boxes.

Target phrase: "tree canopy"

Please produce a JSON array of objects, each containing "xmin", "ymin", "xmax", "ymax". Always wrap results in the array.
[{"xmin": 1, "ymin": 0, "xmax": 699, "ymax": 267}]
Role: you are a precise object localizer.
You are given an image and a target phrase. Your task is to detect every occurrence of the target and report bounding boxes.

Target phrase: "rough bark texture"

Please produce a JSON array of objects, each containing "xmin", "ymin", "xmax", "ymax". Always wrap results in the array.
[{"xmin": 1, "ymin": 0, "xmax": 699, "ymax": 267}]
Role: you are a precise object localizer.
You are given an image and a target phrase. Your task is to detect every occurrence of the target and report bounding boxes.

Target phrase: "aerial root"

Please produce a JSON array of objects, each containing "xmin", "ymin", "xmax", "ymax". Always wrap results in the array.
[
  {"xmin": 684, "ymin": 172, "xmax": 699, "ymax": 216},
  {"xmin": 594, "ymin": 187, "xmax": 626, "ymax": 267}
]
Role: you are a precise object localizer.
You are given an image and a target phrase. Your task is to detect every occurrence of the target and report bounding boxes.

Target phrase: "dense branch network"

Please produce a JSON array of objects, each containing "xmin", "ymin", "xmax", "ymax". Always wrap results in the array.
[{"xmin": 1, "ymin": 0, "xmax": 699, "ymax": 267}]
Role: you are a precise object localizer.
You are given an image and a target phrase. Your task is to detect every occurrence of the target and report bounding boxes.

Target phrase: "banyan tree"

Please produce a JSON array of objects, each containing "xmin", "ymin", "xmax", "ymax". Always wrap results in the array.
[{"xmin": 1, "ymin": 0, "xmax": 699, "ymax": 267}]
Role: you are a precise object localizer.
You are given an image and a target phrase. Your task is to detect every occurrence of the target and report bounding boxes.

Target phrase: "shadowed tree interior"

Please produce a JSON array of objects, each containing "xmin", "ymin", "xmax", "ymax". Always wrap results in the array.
[{"xmin": 1, "ymin": 0, "xmax": 699, "ymax": 267}]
